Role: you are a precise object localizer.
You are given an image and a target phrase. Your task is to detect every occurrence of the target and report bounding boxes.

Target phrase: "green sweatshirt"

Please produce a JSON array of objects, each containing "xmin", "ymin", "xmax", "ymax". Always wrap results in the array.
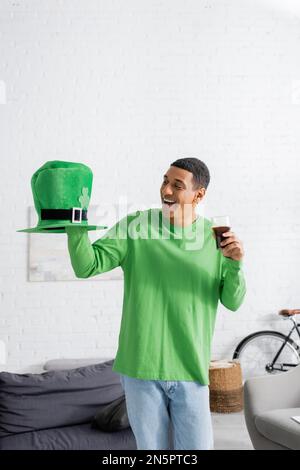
[{"xmin": 66, "ymin": 207, "xmax": 246, "ymax": 385}]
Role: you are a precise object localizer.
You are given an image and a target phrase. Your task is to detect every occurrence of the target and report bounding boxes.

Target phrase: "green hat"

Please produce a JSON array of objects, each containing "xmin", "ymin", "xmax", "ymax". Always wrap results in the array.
[{"xmin": 16, "ymin": 160, "xmax": 108, "ymax": 233}]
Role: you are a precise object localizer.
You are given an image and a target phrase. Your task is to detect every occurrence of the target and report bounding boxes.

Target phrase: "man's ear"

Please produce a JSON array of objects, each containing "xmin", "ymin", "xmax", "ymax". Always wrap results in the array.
[{"xmin": 196, "ymin": 187, "xmax": 206, "ymax": 203}]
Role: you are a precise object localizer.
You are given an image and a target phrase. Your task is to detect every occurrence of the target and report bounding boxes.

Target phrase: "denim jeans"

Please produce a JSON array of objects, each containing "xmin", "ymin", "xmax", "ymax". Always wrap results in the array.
[{"xmin": 119, "ymin": 373, "xmax": 214, "ymax": 450}]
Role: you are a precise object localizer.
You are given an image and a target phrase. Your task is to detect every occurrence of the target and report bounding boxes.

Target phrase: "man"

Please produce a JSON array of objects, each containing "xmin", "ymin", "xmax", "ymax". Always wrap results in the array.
[{"xmin": 66, "ymin": 157, "xmax": 246, "ymax": 450}]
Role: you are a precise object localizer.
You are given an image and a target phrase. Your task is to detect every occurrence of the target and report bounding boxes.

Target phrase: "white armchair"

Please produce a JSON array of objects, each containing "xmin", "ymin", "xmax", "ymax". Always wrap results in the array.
[{"xmin": 244, "ymin": 364, "xmax": 300, "ymax": 449}]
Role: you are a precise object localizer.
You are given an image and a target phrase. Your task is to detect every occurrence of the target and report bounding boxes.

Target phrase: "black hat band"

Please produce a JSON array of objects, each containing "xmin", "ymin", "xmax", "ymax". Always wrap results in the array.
[{"xmin": 41, "ymin": 208, "xmax": 88, "ymax": 223}]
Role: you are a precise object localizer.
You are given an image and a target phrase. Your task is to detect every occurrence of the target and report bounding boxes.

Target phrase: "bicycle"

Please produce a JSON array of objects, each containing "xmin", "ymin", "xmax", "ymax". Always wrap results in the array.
[{"xmin": 232, "ymin": 309, "xmax": 300, "ymax": 381}]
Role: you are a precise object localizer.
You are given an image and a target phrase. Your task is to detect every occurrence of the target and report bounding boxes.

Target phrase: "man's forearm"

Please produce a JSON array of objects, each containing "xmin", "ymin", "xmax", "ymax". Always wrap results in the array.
[
  {"xmin": 66, "ymin": 227, "xmax": 97, "ymax": 278},
  {"xmin": 219, "ymin": 258, "xmax": 246, "ymax": 311},
  {"xmin": 66, "ymin": 223, "xmax": 126, "ymax": 278}
]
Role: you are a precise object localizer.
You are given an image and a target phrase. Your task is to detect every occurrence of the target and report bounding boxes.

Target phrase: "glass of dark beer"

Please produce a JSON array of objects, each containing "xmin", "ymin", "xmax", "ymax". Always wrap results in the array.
[{"xmin": 211, "ymin": 215, "xmax": 231, "ymax": 250}]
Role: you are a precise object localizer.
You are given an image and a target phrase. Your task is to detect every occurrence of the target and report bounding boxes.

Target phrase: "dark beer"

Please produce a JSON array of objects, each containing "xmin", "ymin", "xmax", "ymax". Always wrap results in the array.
[{"xmin": 213, "ymin": 225, "xmax": 230, "ymax": 249}]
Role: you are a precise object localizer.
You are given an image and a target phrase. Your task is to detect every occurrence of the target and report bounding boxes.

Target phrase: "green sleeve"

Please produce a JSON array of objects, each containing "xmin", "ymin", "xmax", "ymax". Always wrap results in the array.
[
  {"xmin": 219, "ymin": 256, "xmax": 246, "ymax": 311},
  {"xmin": 66, "ymin": 216, "xmax": 129, "ymax": 278}
]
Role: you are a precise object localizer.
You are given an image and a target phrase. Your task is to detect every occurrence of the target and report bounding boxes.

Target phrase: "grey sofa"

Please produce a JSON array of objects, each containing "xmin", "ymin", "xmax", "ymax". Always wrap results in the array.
[
  {"xmin": 0, "ymin": 358, "xmax": 137, "ymax": 450},
  {"xmin": 244, "ymin": 364, "xmax": 300, "ymax": 450},
  {"xmin": 43, "ymin": 357, "xmax": 174, "ymax": 450}
]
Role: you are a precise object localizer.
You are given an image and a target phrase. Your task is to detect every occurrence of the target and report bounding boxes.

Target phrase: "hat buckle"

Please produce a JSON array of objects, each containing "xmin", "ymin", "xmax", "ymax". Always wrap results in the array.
[{"xmin": 72, "ymin": 207, "xmax": 82, "ymax": 223}]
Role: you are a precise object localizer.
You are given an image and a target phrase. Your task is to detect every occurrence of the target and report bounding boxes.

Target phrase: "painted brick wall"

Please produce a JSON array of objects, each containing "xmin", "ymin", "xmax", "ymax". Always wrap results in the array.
[{"xmin": 0, "ymin": 0, "xmax": 300, "ymax": 372}]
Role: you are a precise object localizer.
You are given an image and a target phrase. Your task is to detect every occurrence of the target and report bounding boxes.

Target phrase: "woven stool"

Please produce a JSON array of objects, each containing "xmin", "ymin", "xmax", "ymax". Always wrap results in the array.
[{"xmin": 209, "ymin": 360, "xmax": 243, "ymax": 413}]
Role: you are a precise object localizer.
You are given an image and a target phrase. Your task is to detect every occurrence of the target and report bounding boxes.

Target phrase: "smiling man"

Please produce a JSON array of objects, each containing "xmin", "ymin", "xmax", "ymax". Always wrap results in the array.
[
  {"xmin": 66, "ymin": 157, "xmax": 246, "ymax": 450},
  {"xmin": 161, "ymin": 162, "xmax": 206, "ymax": 227}
]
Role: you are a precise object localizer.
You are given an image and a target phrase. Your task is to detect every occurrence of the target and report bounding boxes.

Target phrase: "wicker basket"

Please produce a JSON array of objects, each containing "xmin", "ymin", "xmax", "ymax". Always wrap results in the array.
[{"xmin": 209, "ymin": 360, "xmax": 243, "ymax": 413}]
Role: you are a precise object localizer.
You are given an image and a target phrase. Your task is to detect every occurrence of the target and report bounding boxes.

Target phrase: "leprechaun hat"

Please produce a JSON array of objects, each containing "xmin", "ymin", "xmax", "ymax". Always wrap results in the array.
[{"xmin": 16, "ymin": 160, "xmax": 108, "ymax": 233}]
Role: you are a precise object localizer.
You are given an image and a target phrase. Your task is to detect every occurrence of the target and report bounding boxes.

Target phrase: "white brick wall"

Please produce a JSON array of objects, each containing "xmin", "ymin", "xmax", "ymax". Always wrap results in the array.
[{"xmin": 0, "ymin": 0, "xmax": 300, "ymax": 372}]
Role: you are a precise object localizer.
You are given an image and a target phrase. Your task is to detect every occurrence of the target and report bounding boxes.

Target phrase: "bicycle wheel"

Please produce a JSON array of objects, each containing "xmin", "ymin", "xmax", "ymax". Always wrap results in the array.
[{"xmin": 232, "ymin": 330, "xmax": 300, "ymax": 381}]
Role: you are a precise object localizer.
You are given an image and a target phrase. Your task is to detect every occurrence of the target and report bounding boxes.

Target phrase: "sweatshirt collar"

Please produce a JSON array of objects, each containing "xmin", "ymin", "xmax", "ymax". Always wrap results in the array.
[{"xmin": 160, "ymin": 209, "xmax": 203, "ymax": 238}]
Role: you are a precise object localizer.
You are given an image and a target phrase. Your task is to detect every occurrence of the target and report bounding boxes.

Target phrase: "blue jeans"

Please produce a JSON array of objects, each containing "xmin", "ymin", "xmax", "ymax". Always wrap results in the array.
[{"xmin": 119, "ymin": 374, "xmax": 214, "ymax": 450}]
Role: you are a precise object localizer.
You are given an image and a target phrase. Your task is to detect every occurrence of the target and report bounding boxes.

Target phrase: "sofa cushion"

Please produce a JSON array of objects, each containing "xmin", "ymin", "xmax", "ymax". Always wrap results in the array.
[
  {"xmin": 0, "ymin": 359, "xmax": 123, "ymax": 438},
  {"xmin": 43, "ymin": 357, "xmax": 114, "ymax": 371},
  {"xmin": 92, "ymin": 395, "xmax": 129, "ymax": 432},
  {"xmin": 255, "ymin": 408, "xmax": 300, "ymax": 450},
  {"xmin": 0, "ymin": 422, "xmax": 137, "ymax": 450}
]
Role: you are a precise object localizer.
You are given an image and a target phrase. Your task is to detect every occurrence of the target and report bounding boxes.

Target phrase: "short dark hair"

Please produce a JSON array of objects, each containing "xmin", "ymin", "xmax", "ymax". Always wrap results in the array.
[{"xmin": 170, "ymin": 157, "xmax": 210, "ymax": 189}]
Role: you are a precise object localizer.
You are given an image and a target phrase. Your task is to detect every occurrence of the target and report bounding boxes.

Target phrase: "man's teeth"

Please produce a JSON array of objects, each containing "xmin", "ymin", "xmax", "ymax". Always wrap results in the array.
[{"xmin": 164, "ymin": 199, "xmax": 175, "ymax": 203}]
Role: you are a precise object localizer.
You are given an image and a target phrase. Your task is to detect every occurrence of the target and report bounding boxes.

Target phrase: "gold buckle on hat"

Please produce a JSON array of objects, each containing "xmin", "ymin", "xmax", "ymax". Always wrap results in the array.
[{"xmin": 72, "ymin": 207, "xmax": 82, "ymax": 223}]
